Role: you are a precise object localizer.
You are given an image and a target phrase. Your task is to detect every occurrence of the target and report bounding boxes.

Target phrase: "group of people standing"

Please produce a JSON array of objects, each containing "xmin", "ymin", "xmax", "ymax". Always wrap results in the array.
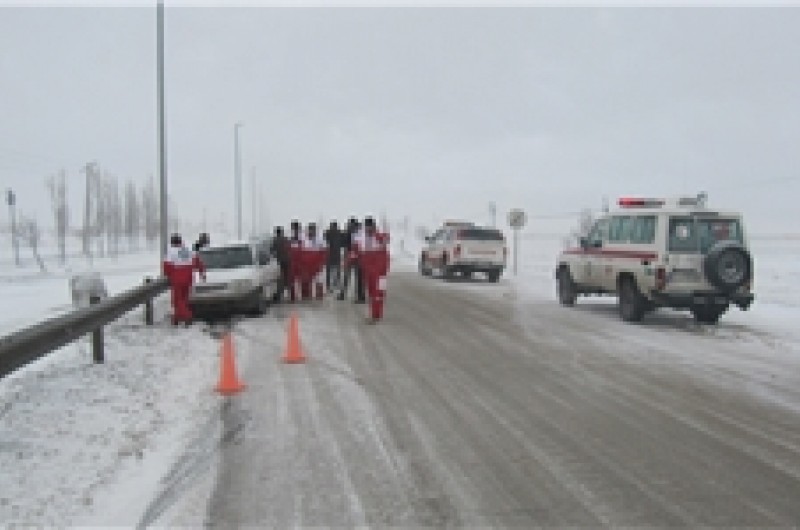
[{"xmin": 270, "ymin": 215, "xmax": 390, "ymax": 323}]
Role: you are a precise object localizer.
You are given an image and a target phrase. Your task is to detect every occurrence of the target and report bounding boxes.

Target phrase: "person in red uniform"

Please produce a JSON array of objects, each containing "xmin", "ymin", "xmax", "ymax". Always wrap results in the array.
[
  {"xmin": 301, "ymin": 222, "xmax": 327, "ymax": 300},
  {"xmin": 162, "ymin": 233, "xmax": 205, "ymax": 325},
  {"xmin": 353, "ymin": 216, "xmax": 390, "ymax": 323},
  {"xmin": 287, "ymin": 220, "xmax": 304, "ymax": 302}
]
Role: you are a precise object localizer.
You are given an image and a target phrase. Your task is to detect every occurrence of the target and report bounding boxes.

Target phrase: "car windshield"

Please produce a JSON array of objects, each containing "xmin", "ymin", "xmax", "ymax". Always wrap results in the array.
[
  {"xmin": 199, "ymin": 246, "xmax": 254, "ymax": 269},
  {"xmin": 456, "ymin": 228, "xmax": 505, "ymax": 241},
  {"xmin": 668, "ymin": 217, "xmax": 744, "ymax": 253}
]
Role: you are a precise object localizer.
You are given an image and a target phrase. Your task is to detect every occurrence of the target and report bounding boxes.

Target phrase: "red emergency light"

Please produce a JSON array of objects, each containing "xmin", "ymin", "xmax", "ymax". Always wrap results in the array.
[{"xmin": 618, "ymin": 197, "xmax": 664, "ymax": 208}]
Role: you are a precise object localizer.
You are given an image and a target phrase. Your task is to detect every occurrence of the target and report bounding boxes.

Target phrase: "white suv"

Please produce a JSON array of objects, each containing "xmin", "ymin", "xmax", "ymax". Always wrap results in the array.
[
  {"xmin": 555, "ymin": 195, "xmax": 754, "ymax": 324},
  {"xmin": 419, "ymin": 221, "xmax": 507, "ymax": 282},
  {"xmin": 189, "ymin": 241, "xmax": 280, "ymax": 317}
]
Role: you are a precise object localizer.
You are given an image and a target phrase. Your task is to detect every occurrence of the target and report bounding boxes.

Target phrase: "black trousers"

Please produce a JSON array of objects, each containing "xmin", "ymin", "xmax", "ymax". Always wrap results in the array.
[
  {"xmin": 326, "ymin": 260, "xmax": 341, "ymax": 290},
  {"xmin": 340, "ymin": 261, "xmax": 364, "ymax": 300}
]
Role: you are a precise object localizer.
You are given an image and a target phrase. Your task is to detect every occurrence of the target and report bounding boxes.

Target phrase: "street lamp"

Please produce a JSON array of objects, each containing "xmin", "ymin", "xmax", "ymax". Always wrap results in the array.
[
  {"xmin": 234, "ymin": 122, "xmax": 243, "ymax": 240},
  {"xmin": 157, "ymin": 0, "xmax": 168, "ymax": 262}
]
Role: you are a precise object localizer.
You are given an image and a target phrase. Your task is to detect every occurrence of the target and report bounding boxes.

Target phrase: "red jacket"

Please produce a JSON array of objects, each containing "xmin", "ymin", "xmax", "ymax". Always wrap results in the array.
[
  {"xmin": 163, "ymin": 244, "xmax": 205, "ymax": 285},
  {"xmin": 353, "ymin": 230, "xmax": 390, "ymax": 276}
]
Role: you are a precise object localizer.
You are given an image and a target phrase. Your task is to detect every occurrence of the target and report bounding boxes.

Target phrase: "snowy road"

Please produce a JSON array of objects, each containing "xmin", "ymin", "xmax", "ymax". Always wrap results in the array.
[{"xmin": 159, "ymin": 268, "xmax": 800, "ymax": 527}]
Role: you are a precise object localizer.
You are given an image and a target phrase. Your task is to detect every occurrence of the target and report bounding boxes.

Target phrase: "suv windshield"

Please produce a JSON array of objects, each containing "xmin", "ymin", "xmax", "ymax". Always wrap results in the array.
[
  {"xmin": 199, "ymin": 246, "xmax": 254, "ymax": 269},
  {"xmin": 456, "ymin": 228, "xmax": 505, "ymax": 241},
  {"xmin": 668, "ymin": 217, "xmax": 744, "ymax": 253}
]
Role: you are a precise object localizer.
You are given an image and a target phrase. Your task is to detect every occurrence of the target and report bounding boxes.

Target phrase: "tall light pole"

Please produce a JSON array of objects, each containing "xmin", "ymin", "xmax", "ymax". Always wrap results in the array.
[
  {"xmin": 157, "ymin": 0, "xmax": 168, "ymax": 262},
  {"xmin": 234, "ymin": 122, "xmax": 243, "ymax": 240}
]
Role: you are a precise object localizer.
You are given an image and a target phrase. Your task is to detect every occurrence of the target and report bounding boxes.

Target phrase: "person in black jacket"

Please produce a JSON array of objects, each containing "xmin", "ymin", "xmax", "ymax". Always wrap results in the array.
[
  {"xmin": 269, "ymin": 226, "xmax": 290, "ymax": 302},
  {"xmin": 337, "ymin": 217, "xmax": 365, "ymax": 303},
  {"xmin": 323, "ymin": 220, "xmax": 343, "ymax": 291}
]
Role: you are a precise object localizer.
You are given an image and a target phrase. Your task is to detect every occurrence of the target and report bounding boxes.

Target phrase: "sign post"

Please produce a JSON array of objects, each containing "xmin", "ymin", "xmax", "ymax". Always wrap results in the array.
[{"xmin": 507, "ymin": 208, "xmax": 527, "ymax": 276}]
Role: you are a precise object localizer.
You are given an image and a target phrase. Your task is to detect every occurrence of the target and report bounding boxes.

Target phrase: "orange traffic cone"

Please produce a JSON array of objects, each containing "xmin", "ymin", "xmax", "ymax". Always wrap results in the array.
[
  {"xmin": 282, "ymin": 312, "xmax": 306, "ymax": 364},
  {"xmin": 215, "ymin": 332, "xmax": 246, "ymax": 395}
]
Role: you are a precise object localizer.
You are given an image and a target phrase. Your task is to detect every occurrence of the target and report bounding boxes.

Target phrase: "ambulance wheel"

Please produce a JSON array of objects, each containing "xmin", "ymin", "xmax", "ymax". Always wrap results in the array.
[
  {"xmin": 618, "ymin": 277, "xmax": 646, "ymax": 322},
  {"xmin": 557, "ymin": 268, "xmax": 577, "ymax": 306}
]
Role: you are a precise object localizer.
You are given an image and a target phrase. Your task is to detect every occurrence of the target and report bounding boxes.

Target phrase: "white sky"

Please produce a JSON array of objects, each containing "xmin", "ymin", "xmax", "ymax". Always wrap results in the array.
[{"xmin": 1, "ymin": 4, "xmax": 799, "ymax": 235}]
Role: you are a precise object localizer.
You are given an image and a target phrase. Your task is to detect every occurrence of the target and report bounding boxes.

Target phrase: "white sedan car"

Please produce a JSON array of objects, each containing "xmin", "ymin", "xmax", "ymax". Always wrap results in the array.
[{"xmin": 189, "ymin": 240, "xmax": 280, "ymax": 317}]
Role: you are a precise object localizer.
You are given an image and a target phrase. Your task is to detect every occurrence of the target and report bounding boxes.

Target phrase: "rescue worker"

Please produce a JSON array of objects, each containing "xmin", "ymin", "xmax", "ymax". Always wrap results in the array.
[
  {"xmin": 163, "ymin": 233, "xmax": 206, "ymax": 326},
  {"xmin": 269, "ymin": 226, "xmax": 290, "ymax": 302},
  {"xmin": 302, "ymin": 222, "xmax": 327, "ymax": 300},
  {"xmin": 323, "ymin": 220, "xmax": 343, "ymax": 291},
  {"xmin": 192, "ymin": 232, "xmax": 210, "ymax": 252},
  {"xmin": 287, "ymin": 220, "xmax": 304, "ymax": 302},
  {"xmin": 338, "ymin": 217, "xmax": 365, "ymax": 303},
  {"xmin": 352, "ymin": 216, "xmax": 390, "ymax": 323}
]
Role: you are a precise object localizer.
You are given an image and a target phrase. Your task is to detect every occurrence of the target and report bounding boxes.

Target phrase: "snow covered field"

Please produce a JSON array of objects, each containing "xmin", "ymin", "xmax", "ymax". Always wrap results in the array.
[{"xmin": 0, "ymin": 231, "xmax": 798, "ymax": 525}]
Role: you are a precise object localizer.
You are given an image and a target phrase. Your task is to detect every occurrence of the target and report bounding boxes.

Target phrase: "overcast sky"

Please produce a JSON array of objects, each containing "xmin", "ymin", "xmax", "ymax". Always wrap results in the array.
[{"xmin": 1, "ymin": 5, "xmax": 798, "ymax": 236}]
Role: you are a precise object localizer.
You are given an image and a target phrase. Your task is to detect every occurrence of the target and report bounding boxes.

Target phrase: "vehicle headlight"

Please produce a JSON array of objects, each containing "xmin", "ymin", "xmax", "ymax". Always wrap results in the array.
[{"xmin": 230, "ymin": 279, "xmax": 253, "ymax": 292}]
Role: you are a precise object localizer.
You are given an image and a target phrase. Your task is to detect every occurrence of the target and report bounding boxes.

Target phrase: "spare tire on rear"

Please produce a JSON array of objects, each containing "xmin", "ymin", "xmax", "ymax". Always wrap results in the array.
[{"xmin": 703, "ymin": 241, "xmax": 752, "ymax": 293}]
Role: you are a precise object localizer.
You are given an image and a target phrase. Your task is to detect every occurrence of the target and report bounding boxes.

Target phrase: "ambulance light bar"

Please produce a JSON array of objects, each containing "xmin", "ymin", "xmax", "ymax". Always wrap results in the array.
[{"xmin": 618, "ymin": 198, "xmax": 665, "ymax": 208}]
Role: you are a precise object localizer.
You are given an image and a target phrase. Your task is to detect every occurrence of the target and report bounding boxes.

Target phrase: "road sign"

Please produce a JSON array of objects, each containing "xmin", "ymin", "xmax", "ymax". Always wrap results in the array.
[
  {"xmin": 507, "ymin": 208, "xmax": 526, "ymax": 276},
  {"xmin": 507, "ymin": 208, "xmax": 527, "ymax": 229}
]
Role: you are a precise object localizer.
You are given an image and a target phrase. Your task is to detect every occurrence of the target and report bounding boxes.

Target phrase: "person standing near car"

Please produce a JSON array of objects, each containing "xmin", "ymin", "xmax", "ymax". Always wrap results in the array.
[
  {"xmin": 163, "ymin": 233, "xmax": 206, "ymax": 326},
  {"xmin": 269, "ymin": 225, "xmax": 290, "ymax": 302},
  {"xmin": 337, "ymin": 217, "xmax": 365, "ymax": 303},
  {"xmin": 352, "ymin": 216, "xmax": 390, "ymax": 323},
  {"xmin": 302, "ymin": 222, "xmax": 327, "ymax": 300},
  {"xmin": 324, "ymin": 220, "xmax": 343, "ymax": 292},
  {"xmin": 287, "ymin": 220, "xmax": 303, "ymax": 302}
]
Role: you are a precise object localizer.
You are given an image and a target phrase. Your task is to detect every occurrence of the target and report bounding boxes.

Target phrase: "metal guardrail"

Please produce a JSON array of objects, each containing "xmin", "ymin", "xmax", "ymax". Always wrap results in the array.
[{"xmin": 0, "ymin": 277, "xmax": 169, "ymax": 379}]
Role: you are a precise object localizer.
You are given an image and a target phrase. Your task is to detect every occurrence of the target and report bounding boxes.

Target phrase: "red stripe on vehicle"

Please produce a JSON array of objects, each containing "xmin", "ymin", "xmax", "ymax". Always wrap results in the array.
[{"xmin": 563, "ymin": 248, "xmax": 658, "ymax": 260}]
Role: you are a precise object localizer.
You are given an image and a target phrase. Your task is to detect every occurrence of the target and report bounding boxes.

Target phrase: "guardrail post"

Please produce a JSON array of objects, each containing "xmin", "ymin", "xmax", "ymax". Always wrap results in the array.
[
  {"xmin": 90, "ymin": 295, "xmax": 104, "ymax": 364},
  {"xmin": 144, "ymin": 277, "xmax": 154, "ymax": 325}
]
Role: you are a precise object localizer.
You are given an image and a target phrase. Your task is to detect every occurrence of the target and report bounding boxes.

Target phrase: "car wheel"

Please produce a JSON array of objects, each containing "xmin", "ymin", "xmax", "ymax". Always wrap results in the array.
[
  {"xmin": 251, "ymin": 288, "xmax": 268, "ymax": 316},
  {"xmin": 619, "ymin": 277, "xmax": 646, "ymax": 322},
  {"xmin": 557, "ymin": 269, "xmax": 577, "ymax": 306},
  {"xmin": 691, "ymin": 305, "xmax": 726, "ymax": 324}
]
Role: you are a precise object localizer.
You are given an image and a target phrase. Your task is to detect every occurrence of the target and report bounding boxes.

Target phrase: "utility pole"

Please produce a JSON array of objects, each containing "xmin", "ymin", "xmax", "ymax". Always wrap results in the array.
[
  {"xmin": 5, "ymin": 189, "xmax": 19, "ymax": 266},
  {"xmin": 157, "ymin": 0, "xmax": 168, "ymax": 262},
  {"xmin": 234, "ymin": 122, "xmax": 243, "ymax": 240},
  {"xmin": 489, "ymin": 201, "xmax": 497, "ymax": 227}
]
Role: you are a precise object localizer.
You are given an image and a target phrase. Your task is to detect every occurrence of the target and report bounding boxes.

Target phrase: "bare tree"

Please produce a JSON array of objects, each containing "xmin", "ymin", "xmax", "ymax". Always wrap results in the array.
[
  {"xmin": 124, "ymin": 180, "xmax": 139, "ymax": 251},
  {"xmin": 104, "ymin": 173, "xmax": 122, "ymax": 257},
  {"xmin": 81, "ymin": 162, "xmax": 96, "ymax": 258},
  {"xmin": 142, "ymin": 176, "xmax": 159, "ymax": 249},
  {"xmin": 17, "ymin": 214, "xmax": 46, "ymax": 272},
  {"xmin": 46, "ymin": 169, "xmax": 69, "ymax": 264}
]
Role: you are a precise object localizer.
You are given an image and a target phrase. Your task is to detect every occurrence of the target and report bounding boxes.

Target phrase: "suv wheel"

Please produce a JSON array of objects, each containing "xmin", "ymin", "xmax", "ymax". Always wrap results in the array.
[
  {"xmin": 704, "ymin": 242, "xmax": 751, "ymax": 293},
  {"xmin": 419, "ymin": 256, "xmax": 431, "ymax": 276},
  {"xmin": 557, "ymin": 269, "xmax": 577, "ymax": 306},
  {"xmin": 618, "ymin": 277, "xmax": 646, "ymax": 322}
]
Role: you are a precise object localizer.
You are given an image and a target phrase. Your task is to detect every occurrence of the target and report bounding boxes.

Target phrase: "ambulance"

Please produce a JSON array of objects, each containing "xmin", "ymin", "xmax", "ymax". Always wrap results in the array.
[{"xmin": 555, "ymin": 194, "xmax": 754, "ymax": 323}]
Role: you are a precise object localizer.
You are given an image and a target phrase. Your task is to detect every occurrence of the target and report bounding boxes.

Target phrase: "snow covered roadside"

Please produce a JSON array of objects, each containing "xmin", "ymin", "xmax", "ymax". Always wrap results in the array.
[{"xmin": 0, "ymin": 294, "xmax": 224, "ymax": 526}]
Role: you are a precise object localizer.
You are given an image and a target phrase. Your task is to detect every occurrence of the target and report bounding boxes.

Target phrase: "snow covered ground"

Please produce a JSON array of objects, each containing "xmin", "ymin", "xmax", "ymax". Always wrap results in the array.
[{"xmin": 0, "ymin": 231, "xmax": 798, "ymax": 525}]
